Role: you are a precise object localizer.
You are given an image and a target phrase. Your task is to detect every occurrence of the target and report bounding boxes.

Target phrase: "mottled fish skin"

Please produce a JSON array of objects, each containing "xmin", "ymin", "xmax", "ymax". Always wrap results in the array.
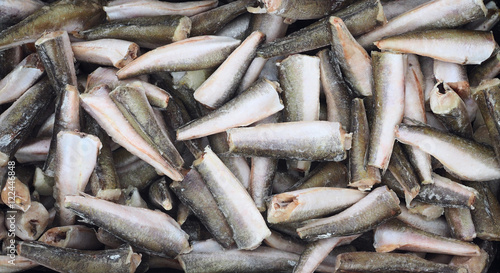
[
  {"xmin": 104, "ymin": 0, "xmax": 218, "ymax": 20},
  {"xmin": 190, "ymin": 0, "xmax": 254, "ymax": 36},
  {"xmin": 77, "ymin": 15, "xmax": 191, "ymax": 49},
  {"xmin": 177, "ymin": 78, "xmax": 283, "ymax": 141},
  {"xmin": 332, "ymin": 0, "xmax": 386, "ymax": 37},
  {"xmin": 462, "ymin": 181, "xmax": 500, "ymax": 241},
  {"xmin": 296, "ymin": 186, "xmax": 401, "ymax": 241},
  {"xmin": 170, "ymin": 169, "xmax": 235, "ymax": 248},
  {"xmin": 227, "ymin": 121, "xmax": 351, "ymax": 161},
  {"xmin": 289, "ymin": 162, "xmax": 348, "ymax": 191},
  {"xmin": 374, "ymin": 219, "xmax": 480, "ymax": 256},
  {"xmin": 83, "ymin": 113, "xmax": 122, "ymax": 201},
  {"xmin": 64, "ymin": 195, "xmax": 190, "ymax": 258},
  {"xmin": 335, "ymin": 251, "xmax": 467, "ymax": 273},
  {"xmin": 330, "ymin": 16, "xmax": 373, "ymax": 97},
  {"xmin": 387, "ymin": 142, "xmax": 420, "ymax": 207},
  {"xmin": 0, "ymin": 0, "xmax": 106, "ymax": 51},
  {"xmin": 357, "ymin": 0, "xmax": 487, "ymax": 48},
  {"xmin": 445, "ymin": 207, "xmax": 476, "ymax": 242},
  {"xmin": 17, "ymin": 242, "xmax": 141, "ymax": 273},
  {"xmin": 469, "ymin": 51, "xmax": 500, "ymax": 87},
  {"xmin": 429, "ymin": 82, "xmax": 473, "ymax": 138},
  {"xmin": 194, "ymin": 31, "xmax": 265, "ymax": 109},
  {"xmin": 250, "ymin": 156, "xmax": 278, "ymax": 212},
  {"xmin": 375, "ymin": 29, "xmax": 495, "ymax": 65},
  {"xmin": 260, "ymin": 0, "xmax": 357, "ymax": 20},
  {"xmin": 317, "ymin": 49, "xmax": 352, "ymax": 131},
  {"xmin": 367, "ymin": 51, "xmax": 405, "ymax": 171},
  {"xmin": 0, "ymin": 79, "xmax": 54, "ymax": 167},
  {"xmin": 0, "ymin": 0, "xmax": 45, "ymax": 25},
  {"xmin": 80, "ymin": 84, "xmax": 184, "ymax": 181},
  {"xmin": 178, "ymin": 246, "xmax": 334, "ymax": 273},
  {"xmin": 109, "ymin": 85, "xmax": 184, "ymax": 170},
  {"xmin": 348, "ymin": 98, "xmax": 381, "ymax": 191},
  {"xmin": 472, "ymin": 79, "xmax": 500, "ymax": 166},
  {"xmin": 395, "ymin": 124, "xmax": 500, "ymax": 181},
  {"xmin": 193, "ymin": 146, "xmax": 271, "ymax": 250},
  {"xmin": 116, "ymin": 35, "xmax": 241, "ymax": 79}
]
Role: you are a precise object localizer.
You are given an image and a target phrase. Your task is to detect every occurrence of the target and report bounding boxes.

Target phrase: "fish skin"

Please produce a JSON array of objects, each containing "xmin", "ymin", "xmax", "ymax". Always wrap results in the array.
[
  {"xmin": 77, "ymin": 15, "xmax": 191, "ymax": 49},
  {"xmin": 0, "ymin": 79, "xmax": 55, "ymax": 167},
  {"xmin": 17, "ymin": 241, "xmax": 141, "ymax": 273},
  {"xmin": 104, "ymin": 0, "xmax": 218, "ymax": 20},
  {"xmin": 375, "ymin": 29, "xmax": 496, "ymax": 65},
  {"xmin": 0, "ymin": 0, "xmax": 106, "ymax": 51},
  {"xmin": 64, "ymin": 195, "xmax": 191, "ymax": 258},
  {"xmin": 116, "ymin": 35, "xmax": 241, "ymax": 79},
  {"xmin": 335, "ymin": 251, "xmax": 467, "ymax": 273},
  {"xmin": 395, "ymin": 124, "xmax": 500, "ymax": 181},
  {"xmin": 297, "ymin": 186, "xmax": 401, "ymax": 241}
]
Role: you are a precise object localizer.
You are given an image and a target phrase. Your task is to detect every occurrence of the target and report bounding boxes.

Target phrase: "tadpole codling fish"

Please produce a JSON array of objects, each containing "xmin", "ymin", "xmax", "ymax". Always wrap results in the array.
[{"xmin": 0, "ymin": 0, "xmax": 499, "ymax": 272}]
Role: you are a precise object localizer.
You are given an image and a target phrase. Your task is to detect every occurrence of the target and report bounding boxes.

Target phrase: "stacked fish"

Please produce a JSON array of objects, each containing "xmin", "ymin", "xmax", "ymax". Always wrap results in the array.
[{"xmin": 0, "ymin": 0, "xmax": 499, "ymax": 272}]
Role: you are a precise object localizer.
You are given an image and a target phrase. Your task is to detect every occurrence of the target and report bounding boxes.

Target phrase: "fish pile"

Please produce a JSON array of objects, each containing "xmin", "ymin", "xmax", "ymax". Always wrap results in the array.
[{"xmin": 0, "ymin": 0, "xmax": 499, "ymax": 272}]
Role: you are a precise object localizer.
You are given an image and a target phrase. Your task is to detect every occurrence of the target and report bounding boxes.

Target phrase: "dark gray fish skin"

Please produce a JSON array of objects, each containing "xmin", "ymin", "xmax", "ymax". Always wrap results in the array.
[
  {"xmin": 178, "ymin": 246, "xmax": 334, "ymax": 273},
  {"xmin": 149, "ymin": 177, "xmax": 174, "ymax": 211},
  {"xmin": 84, "ymin": 113, "xmax": 121, "ymax": 200},
  {"xmin": 77, "ymin": 15, "xmax": 191, "ymax": 49},
  {"xmin": 260, "ymin": 0, "xmax": 357, "ymax": 20},
  {"xmin": 289, "ymin": 161, "xmax": 348, "ymax": 191},
  {"xmin": 0, "ymin": 0, "xmax": 106, "ymax": 51},
  {"xmin": 296, "ymin": 186, "xmax": 401, "ymax": 241},
  {"xmin": 256, "ymin": 19, "xmax": 331, "ymax": 59},
  {"xmin": 35, "ymin": 31, "xmax": 78, "ymax": 177},
  {"xmin": 170, "ymin": 169, "xmax": 235, "ymax": 248},
  {"xmin": 17, "ymin": 241, "xmax": 141, "ymax": 273},
  {"xmin": 348, "ymin": 98, "xmax": 381, "ymax": 191},
  {"xmin": 387, "ymin": 142, "xmax": 420, "ymax": 206},
  {"xmin": 317, "ymin": 49, "xmax": 352, "ymax": 131},
  {"xmin": 332, "ymin": 0, "xmax": 386, "ymax": 36},
  {"xmin": 462, "ymin": 181, "xmax": 500, "ymax": 241},
  {"xmin": 472, "ymin": 79, "xmax": 500, "ymax": 166},
  {"xmin": 335, "ymin": 251, "xmax": 467, "ymax": 273},
  {"xmin": 0, "ymin": 46, "xmax": 22, "ymax": 79},
  {"xmin": 64, "ymin": 195, "xmax": 191, "ymax": 258},
  {"xmin": 469, "ymin": 51, "xmax": 500, "ymax": 88},
  {"xmin": 0, "ymin": 79, "xmax": 54, "ymax": 167},
  {"xmin": 0, "ymin": 0, "xmax": 45, "ymax": 25},
  {"xmin": 116, "ymin": 155, "xmax": 159, "ymax": 190},
  {"xmin": 109, "ymin": 85, "xmax": 184, "ymax": 170},
  {"xmin": 190, "ymin": 0, "xmax": 255, "ymax": 36}
]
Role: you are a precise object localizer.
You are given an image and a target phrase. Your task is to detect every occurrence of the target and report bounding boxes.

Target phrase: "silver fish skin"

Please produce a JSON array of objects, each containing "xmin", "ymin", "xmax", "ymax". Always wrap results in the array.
[
  {"xmin": 80, "ymin": 84, "xmax": 184, "ymax": 181},
  {"xmin": 227, "ymin": 121, "xmax": 352, "ymax": 161},
  {"xmin": 357, "ymin": 0, "xmax": 487, "ymax": 48},
  {"xmin": 382, "ymin": 0, "xmax": 431, "ymax": 20},
  {"xmin": 397, "ymin": 204, "xmax": 450, "ymax": 237},
  {"xmin": 0, "ymin": 53, "xmax": 44, "ymax": 105},
  {"xmin": 0, "ymin": 0, "xmax": 45, "ymax": 25},
  {"xmin": 177, "ymin": 78, "xmax": 283, "ymax": 141},
  {"xmin": 193, "ymin": 146, "xmax": 271, "ymax": 250},
  {"xmin": 374, "ymin": 219, "xmax": 481, "ymax": 256},
  {"xmin": 194, "ymin": 31, "xmax": 265, "ymax": 109},
  {"xmin": 296, "ymin": 186, "xmax": 401, "ymax": 241},
  {"xmin": 367, "ymin": 51, "xmax": 405, "ymax": 171},
  {"xmin": 14, "ymin": 137, "xmax": 51, "ymax": 164},
  {"xmin": 0, "ymin": 255, "xmax": 38, "ymax": 273},
  {"xmin": 116, "ymin": 35, "xmax": 241, "ymax": 79},
  {"xmin": 64, "ymin": 194, "xmax": 191, "ymax": 258},
  {"xmin": 395, "ymin": 124, "xmax": 500, "ymax": 181},
  {"xmin": 375, "ymin": 29, "xmax": 496, "ymax": 65},
  {"xmin": 104, "ymin": 0, "xmax": 218, "ymax": 20}
]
